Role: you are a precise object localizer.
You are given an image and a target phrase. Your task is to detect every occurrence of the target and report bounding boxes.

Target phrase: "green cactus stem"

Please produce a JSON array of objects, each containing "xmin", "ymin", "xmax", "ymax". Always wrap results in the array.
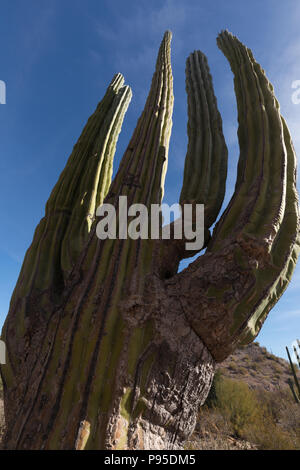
[
  {"xmin": 180, "ymin": 50, "xmax": 228, "ymax": 230},
  {"xmin": 294, "ymin": 340, "xmax": 300, "ymax": 368},
  {"xmin": 286, "ymin": 344, "xmax": 300, "ymax": 404}
]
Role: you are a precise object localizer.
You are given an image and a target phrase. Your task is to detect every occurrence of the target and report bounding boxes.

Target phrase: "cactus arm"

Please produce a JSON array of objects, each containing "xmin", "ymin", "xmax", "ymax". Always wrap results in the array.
[
  {"xmin": 294, "ymin": 341, "xmax": 300, "ymax": 368},
  {"xmin": 163, "ymin": 31, "xmax": 299, "ymax": 361},
  {"xmin": 180, "ymin": 50, "xmax": 228, "ymax": 229},
  {"xmin": 108, "ymin": 31, "xmax": 173, "ymax": 208},
  {"xmin": 286, "ymin": 346, "xmax": 300, "ymax": 402},
  {"xmin": 8, "ymin": 74, "xmax": 131, "ymax": 299},
  {"xmin": 237, "ymin": 117, "xmax": 299, "ymax": 344},
  {"xmin": 210, "ymin": 32, "xmax": 300, "ymax": 344},
  {"xmin": 158, "ymin": 49, "xmax": 227, "ymax": 271},
  {"xmin": 60, "ymin": 76, "xmax": 132, "ymax": 275},
  {"xmin": 0, "ymin": 74, "xmax": 131, "ymax": 402},
  {"xmin": 210, "ymin": 31, "xmax": 287, "ymax": 248},
  {"xmin": 288, "ymin": 379, "xmax": 300, "ymax": 404}
]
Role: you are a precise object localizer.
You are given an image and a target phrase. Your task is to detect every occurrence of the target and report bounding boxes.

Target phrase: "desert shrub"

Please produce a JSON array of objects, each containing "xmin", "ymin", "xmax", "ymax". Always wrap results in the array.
[
  {"xmin": 243, "ymin": 416, "xmax": 298, "ymax": 450},
  {"xmin": 280, "ymin": 403, "xmax": 300, "ymax": 437},
  {"xmin": 205, "ymin": 369, "xmax": 222, "ymax": 408},
  {"xmin": 228, "ymin": 362, "xmax": 239, "ymax": 372},
  {"xmin": 241, "ymin": 387, "xmax": 300, "ymax": 449},
  {"xmin": 272, "ymin": 363, "xmax": 283, "ymax": 374},
  {"xmin": 212, "ymin": 376, "xmax": 260, "ymax": 436},
  {"xmin": 255, "ymin": 355, "xmax": 264, "ymax": 362},
  {"xmin": 255, "ymin": 387, "xmax": 292, "ymax": 422},
  {"xmin": 200, "ymin": 371, "xmax": 300, "ymax": 450},
  {"xmin": 196, "ymin": 405, "xmax": 233, "ymax": 437}
]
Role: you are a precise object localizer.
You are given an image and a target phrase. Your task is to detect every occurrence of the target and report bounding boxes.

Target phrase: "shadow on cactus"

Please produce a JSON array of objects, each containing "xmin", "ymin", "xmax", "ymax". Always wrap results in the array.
[{"xmin": 0, "ymin": 30, "xmax": 299, "ymax": 450}]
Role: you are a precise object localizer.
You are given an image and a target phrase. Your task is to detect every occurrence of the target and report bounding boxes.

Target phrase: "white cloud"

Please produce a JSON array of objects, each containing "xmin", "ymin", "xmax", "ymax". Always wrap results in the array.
[
  {"xmin": 2, "ymin": 248, "xmax": 22, "ymax": 264},
  {"xmin": 94, "ymin": 0, "xmax": 205, "ymax": 72}
]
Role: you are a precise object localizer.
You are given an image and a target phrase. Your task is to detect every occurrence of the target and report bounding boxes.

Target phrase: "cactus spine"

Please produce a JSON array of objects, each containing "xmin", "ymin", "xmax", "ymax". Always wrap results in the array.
[
  {"xmin": 286, "ymin": 342, "xmax": 300, "ymax": 404},
  {"xmin": 1, "ymin": 30, "xmax": 299, "ymax": 450}
]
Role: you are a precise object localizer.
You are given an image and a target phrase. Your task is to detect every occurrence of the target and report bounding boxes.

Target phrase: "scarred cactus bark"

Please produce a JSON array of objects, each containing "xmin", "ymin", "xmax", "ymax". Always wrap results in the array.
[{"xmin": 1, "ymin": 30, "xmax": 299, "ymax": 450}]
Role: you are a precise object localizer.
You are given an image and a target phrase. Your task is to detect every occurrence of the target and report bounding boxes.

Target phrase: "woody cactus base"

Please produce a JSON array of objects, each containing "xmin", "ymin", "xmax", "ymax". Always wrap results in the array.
[{"xmin": 1, "ymin": 31, "xmax": 299, "ymax": 450}]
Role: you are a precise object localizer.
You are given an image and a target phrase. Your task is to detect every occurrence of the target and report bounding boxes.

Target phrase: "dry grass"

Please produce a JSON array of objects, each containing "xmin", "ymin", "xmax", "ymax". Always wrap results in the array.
[
  {"xmin": 186, "ymin": 405, "xmax": 257, "ymax": 450},
  {"xmin": 192, "ymin": 371, "xmax": 300, "ymax": 450}
]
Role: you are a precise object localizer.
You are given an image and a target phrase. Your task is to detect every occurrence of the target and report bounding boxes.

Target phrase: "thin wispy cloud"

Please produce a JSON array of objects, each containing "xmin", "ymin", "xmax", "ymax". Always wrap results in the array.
[
  {"xmin": 94, "ymin": 0, "xmax": 205, "ymax": 73},
  {"xmin": 14, "ymin": 6, "xmax": 56, "ymax": 89},
  {"xmin": 1, "ymin": 248, "xmax": 22, "ymax": 264}
]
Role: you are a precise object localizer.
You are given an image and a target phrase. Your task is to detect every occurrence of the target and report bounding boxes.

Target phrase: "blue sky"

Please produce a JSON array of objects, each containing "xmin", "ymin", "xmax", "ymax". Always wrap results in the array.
[{"xmin": 0, "ymin": 0, "xmax": 299, "ymax": 359}]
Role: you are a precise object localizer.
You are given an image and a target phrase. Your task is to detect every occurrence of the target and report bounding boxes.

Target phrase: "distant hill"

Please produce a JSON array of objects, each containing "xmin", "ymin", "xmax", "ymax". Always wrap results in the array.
[{"xmin": 218, "ymin": 341, "xmax": 300, "ymax": 393}]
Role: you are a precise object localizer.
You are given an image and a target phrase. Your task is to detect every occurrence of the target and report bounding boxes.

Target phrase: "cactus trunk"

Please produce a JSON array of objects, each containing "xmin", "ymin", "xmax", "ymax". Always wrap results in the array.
[{"xmin": 1, "ymin": 31, "xmax": 299, "ymax": 449}]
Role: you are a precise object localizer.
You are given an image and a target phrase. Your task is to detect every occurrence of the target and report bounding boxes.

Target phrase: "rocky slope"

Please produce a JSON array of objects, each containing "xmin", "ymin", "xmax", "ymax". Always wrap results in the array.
[{"xmin": 218, "ymin": 341, "xmax": 300, "ymax": 392}]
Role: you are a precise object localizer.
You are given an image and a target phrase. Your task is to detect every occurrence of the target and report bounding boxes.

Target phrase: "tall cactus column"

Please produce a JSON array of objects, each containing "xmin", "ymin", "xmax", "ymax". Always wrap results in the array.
[
  {"xmin": 0, "ymin": 72, "xmax": 133, "ymax": 445},
  {"xmin": 1, "ymin": 31, "xmax": 299, "ymax": 450}
]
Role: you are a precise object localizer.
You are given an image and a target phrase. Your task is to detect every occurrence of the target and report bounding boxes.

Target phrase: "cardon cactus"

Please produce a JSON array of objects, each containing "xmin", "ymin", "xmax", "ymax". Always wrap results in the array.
[
  {"xmin": 0, "ymin": 30, "xmax": 299, "ymax": 450},
  {"xmin": 286, "ymin": 341, "xmax": 300, "ymax": 404}
]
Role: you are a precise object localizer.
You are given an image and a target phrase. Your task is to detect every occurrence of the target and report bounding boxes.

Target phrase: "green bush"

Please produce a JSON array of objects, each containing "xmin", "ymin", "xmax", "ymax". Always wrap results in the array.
[
  {"xmin": 272, "ymin": 363, "xmax": 283, "ymax": 374},
  {"xmin": 244, "ymin": 416, "xmax": 298, "ymax": 450},
  {"xmin": 205, "ymin": 369, "xmax": 222, "ymax": 408},
  {"xmin": 239, "ymin": 367, "xmax": 249, "ymax": 375},
  {"xmin": 205, "ymin": 372, "xmax": 300, "ymax": 449},
  {"xmin": 212, "ymin": 376, "xmax": 260, "ymax": 436},
  {"xmin": 255, "ymin": 355, "xmax": 264, "ymax": 362}
]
